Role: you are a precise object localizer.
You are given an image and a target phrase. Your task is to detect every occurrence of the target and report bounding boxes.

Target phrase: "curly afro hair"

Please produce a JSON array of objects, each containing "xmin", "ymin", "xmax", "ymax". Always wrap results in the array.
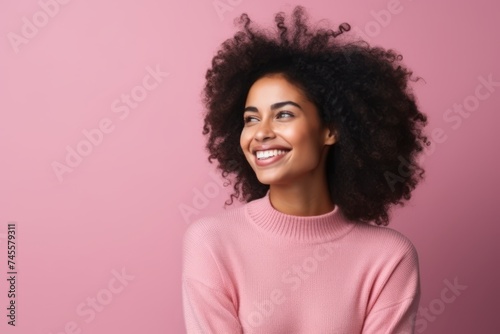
[{"xmin": 201, "ymin": 5, "xmax": 430, "ymax": 226}]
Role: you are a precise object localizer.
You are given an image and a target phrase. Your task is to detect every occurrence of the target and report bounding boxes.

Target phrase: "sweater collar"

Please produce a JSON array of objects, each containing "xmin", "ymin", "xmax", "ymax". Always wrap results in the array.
[{"xmin": 245, "ymin": 190, "xmax": 356, "ymax": 243}]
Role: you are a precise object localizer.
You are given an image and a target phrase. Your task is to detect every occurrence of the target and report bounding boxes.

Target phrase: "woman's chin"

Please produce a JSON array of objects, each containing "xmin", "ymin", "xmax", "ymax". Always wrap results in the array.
[{"xmin": 255, "ymin": 175, "xmax": 291, "ymax": 187}]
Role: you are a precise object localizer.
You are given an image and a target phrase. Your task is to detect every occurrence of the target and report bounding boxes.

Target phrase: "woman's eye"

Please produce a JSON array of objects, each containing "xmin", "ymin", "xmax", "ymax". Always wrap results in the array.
[
  {"xmin": 243, "ymin": 116, "xmax": 258, "ymax": 123},
  {"xmin": 277, "ymin": 111, "xmax": 293, "ymax": 119},
  {"xmin": 243, "ymin": 112, "xmax": 293, "ymax": 123}
]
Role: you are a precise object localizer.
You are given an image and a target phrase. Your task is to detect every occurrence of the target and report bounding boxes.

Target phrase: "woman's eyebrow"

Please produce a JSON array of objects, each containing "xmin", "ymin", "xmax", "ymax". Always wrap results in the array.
[{"xmin": 243, "ymin": 100, "xmax": 303, "ymax": 112}]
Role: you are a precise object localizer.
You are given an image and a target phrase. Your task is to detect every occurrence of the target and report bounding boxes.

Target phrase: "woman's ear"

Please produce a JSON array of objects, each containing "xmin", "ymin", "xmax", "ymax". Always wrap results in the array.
[{"xmin": 323, "ymin": 123, "xmax": 337, "ymax": 146}]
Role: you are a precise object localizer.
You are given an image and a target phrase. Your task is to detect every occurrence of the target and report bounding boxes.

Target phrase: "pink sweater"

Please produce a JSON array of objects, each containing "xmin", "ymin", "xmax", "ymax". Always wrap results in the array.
[{"xmin": 182, "ymin": 190, "xmax": 420, "ymax": 333}]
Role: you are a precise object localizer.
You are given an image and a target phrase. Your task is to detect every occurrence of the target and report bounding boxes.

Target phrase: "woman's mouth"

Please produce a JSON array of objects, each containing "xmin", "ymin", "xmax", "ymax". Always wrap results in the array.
[{"xmin": 254, "ymin": 149, "xmax": 290, "ymax": 166}]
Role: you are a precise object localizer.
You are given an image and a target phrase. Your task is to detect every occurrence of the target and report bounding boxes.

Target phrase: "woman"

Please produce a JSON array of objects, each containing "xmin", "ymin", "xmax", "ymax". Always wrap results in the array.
[{"xmin": 182, "ymin": 5, "xmax": 429, "ymax": 333}]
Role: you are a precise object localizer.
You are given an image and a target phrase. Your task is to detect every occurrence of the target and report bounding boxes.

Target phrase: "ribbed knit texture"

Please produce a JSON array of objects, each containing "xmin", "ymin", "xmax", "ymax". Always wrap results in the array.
[{"xmin": 182, "ymin": 190, "xmax": 420, "ymax": 333}]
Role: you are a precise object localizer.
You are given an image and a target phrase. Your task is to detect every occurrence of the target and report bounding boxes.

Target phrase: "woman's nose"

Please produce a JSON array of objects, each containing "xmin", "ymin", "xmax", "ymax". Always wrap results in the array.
[{"xmin": 254, "ymin": 119, "xmax": 275, "ymax": 141}]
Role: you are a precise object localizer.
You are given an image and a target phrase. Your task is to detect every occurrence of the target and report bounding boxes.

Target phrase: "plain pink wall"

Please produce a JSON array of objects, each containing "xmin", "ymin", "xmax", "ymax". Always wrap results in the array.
[{"xmin": 1, "ymin": 0, "xmax": 498, "ymax": 333}]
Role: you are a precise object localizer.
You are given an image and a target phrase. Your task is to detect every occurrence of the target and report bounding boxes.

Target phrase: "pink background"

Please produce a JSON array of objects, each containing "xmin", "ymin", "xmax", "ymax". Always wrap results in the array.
[{"xmin": 1, "ymin": 0, "xmax": 499, "ymax": 333}]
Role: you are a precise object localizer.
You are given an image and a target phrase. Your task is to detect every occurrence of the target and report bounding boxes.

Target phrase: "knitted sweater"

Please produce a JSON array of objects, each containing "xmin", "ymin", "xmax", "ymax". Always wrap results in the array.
[{"xmin": 182, "ymin": 190, "xmax": 420, "ymax": 333}]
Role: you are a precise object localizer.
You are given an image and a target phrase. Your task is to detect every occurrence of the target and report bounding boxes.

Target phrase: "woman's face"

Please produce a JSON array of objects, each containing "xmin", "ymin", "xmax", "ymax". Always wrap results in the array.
[{"xmin": 240, "ymin": 73, "xmax": 336, "ymax": 186}]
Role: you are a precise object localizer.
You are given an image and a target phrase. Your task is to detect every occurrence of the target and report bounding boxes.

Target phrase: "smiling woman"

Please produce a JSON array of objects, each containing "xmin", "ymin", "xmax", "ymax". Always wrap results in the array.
[
  {"xmin": 240, "ymin": 74, "xmax": 337, "ymax": 216},
  {"xmin": 182, "ymin": 5, "xmax": 429, "ymax": 333}
]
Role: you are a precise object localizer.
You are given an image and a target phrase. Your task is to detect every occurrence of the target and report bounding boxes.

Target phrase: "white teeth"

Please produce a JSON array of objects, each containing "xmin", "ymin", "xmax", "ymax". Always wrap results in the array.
[{"xmin": 256, "ymin": 149, "xmax": 288, "ymax": 160}]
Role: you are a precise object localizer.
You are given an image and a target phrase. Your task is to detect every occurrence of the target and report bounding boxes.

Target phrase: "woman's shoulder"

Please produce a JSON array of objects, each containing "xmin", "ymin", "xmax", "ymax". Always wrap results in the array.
[
  {"xmin": 182, "ymin": 204, "xmax": 247, "ymax": 245},
  {"xmin": 351, "ymin": 222, "xmax": 418, "ymax": 256}
]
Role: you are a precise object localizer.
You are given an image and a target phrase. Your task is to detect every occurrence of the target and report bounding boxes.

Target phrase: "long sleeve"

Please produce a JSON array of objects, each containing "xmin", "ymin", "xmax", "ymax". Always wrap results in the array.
[
  {"xmin": 181, "ymin": 220, "xmax": 243, "ymax": 334},
  {"xmin": 361, "ymin": 242, "xmax": 421, "ymax": 334},
  {"xmin": 183, "ymin": 278, "xmax": 243, "ymax": 333},
  {"xmin": 180, "ymin": 191, "xmax": 422, "ymax": 333}
]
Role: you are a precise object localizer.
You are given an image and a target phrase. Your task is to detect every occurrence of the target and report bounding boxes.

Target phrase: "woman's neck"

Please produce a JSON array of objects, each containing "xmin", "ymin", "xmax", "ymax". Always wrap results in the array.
[{"xmin": 268, "ymin": 182, "xmax": 334, "ymax": 216}]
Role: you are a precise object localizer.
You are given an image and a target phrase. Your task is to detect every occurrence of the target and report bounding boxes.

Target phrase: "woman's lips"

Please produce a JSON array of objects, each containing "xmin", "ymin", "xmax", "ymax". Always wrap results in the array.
[{"xmin": 254, "ymin": 150, "xmax": 290, "ymax": 167}]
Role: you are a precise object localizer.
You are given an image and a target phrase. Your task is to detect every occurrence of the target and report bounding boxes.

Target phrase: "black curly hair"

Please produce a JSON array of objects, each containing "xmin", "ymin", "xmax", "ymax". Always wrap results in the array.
[{"xmin": 201, "ymin": 5, "xmax": 430, "ymax": 226}]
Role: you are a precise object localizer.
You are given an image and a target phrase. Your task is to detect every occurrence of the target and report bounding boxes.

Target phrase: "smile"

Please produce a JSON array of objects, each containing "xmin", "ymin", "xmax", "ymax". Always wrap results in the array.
[
  {"xmin": 254, "ymin": 149, "xmax": 290, "ymax": 167},
  {"xmin": 256, "ymin": 149, "xmax": 289, "ymax": 160}
]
